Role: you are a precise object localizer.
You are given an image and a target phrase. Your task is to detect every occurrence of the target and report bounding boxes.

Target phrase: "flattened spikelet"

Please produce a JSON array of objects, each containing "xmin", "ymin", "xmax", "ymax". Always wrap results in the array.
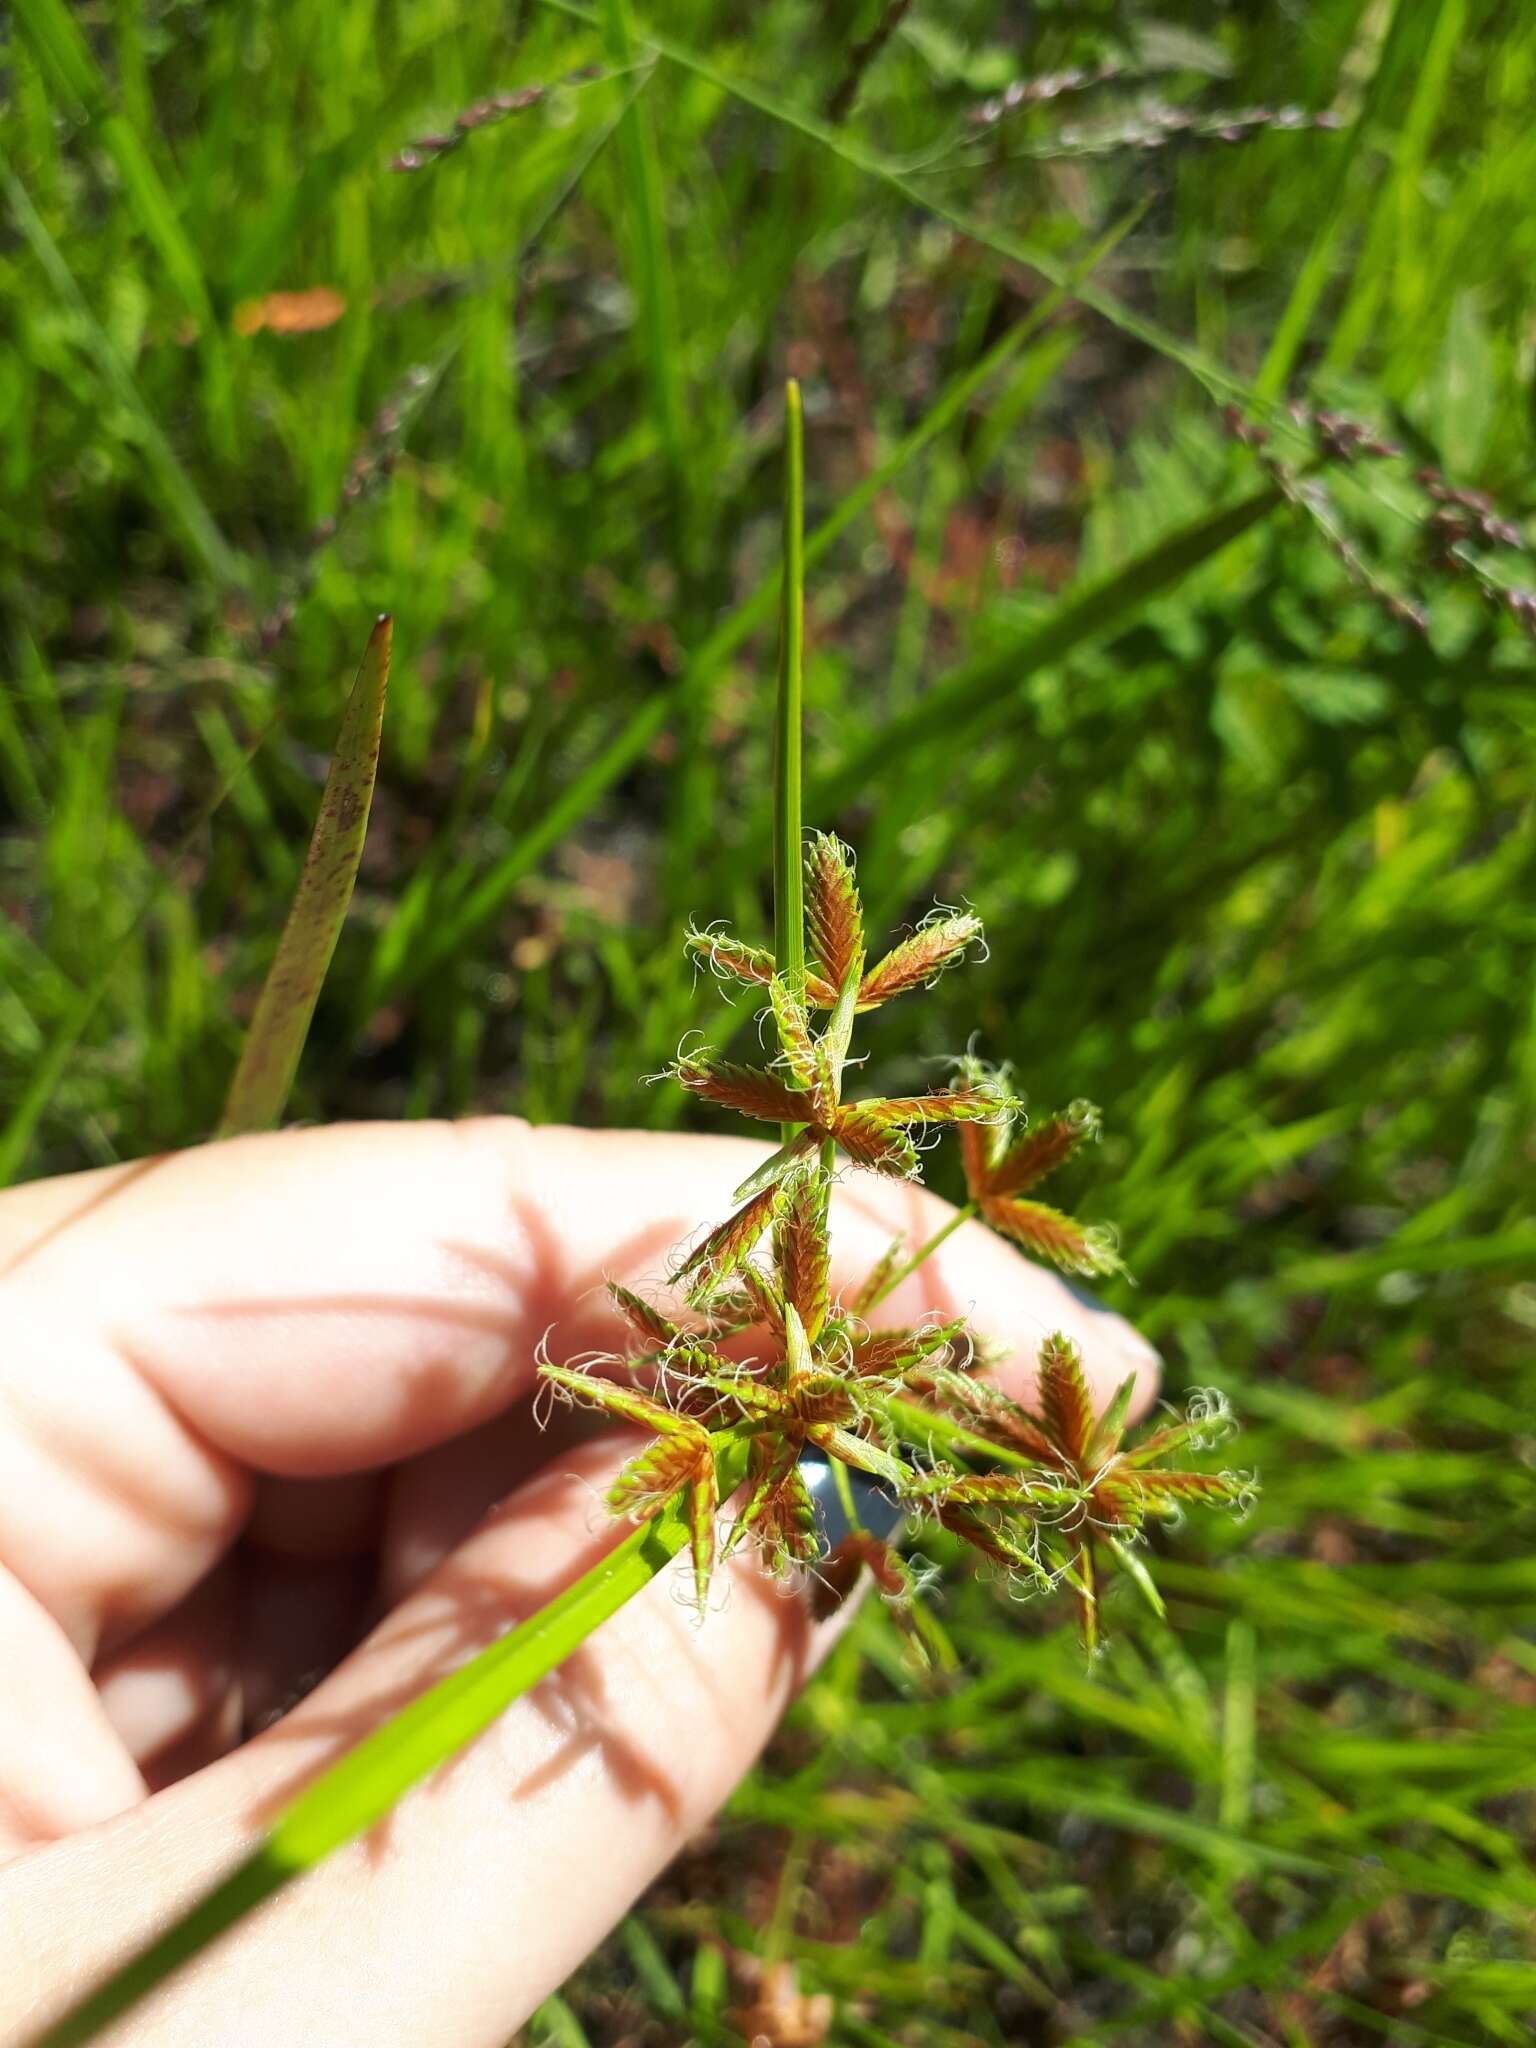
[
  {"xmin": 674, "ymin": 1054, "xmax": 811, "ymax": 1125},
  {"xmin": 872, "ymin": 1087, "xmax": 1004, "ymax": 1127},
  {"xmin": 1134, "ymin": 1467, "xmax": 1251, "ymax": 1507},
  {"xmin": 831, "ymin": 1104, "xmax": 920, "ymax": 1176},
  {"xmin": 776, "ymin": 1173, "xmax": 831, "ymax": 1343},
  {"xmin": 804, "ymin": 832, "xmax": 864, "ymax": 989},
  {"xmin": 670, "ymin": 1182, "xmax": 785, "ymax": 1287},
  {"xmin": 606, "ymin": 1281, "xmax": 681, "ymax": 1351},
  {"xmin": 608, "ymin": 1423, "xmax": 711, "ymax": 1519},
  {"xmin": 1037, "ymin": 1334, "xmax": 1095, "ymax": 1462},
  {"xmin": 985, "ymin": 1106, "xmax": 1098, "ymax": 1198},
  {"xmin": 947, "ymin": 1381, "xmax": 1060, "ymax": 1463},
  {"xmin": 760, "ymin": 1463, "xmax": 822, "ymax": 1573},
  {"xmin": 859, "ymin": 911, "xmax": 982, "ymax": 1006},
  {"xmin": 686, "ymin": 926, "xmax": 778, "ymax": 989},
  {"xmin": 685, "ymin": 926, "xmax": 837, "ymax": 1005},
  {"xmin": 851, "ymin": 1318, "xmax": 968, "ymax": 1377},
  {"xmin": 981, "ymin": 1196, "xmax": 1121, "ymax": 1277}
]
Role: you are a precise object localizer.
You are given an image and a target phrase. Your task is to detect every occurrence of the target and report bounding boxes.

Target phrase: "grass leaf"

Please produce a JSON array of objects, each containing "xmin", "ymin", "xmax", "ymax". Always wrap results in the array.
[{"xmin": 217, "ymin": 617, "xmax": 391, "ymax": 1137}]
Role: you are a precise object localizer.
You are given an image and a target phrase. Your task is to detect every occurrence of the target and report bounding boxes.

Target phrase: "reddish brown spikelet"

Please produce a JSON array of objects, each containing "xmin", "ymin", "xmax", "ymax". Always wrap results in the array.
[
  {"xmin": 830, "ymin": 1104, "xmax": 920, "ymax": 1176},
  {"xmin": 759, "ymin": 1465, "xmax": 822, "ymax": 1573},
  {"xmin": 608, "ymin": 1426, "xmax": 710, "ymax": 1519},
  {"xmin": 1037, "ymin": 1334, "xmax": 1096, "ymax": 1462},
  {"xmin": 985, "ymin": 1108, "xmax": 1095, "ymax": 1198},
  {"xmin": 687, "ymin": 927, "xmax": 838, "ymax": 1006},
  {"xmin": 686, "ymin": 927, "xmax": 777, "ymax": 989},
  {"xmin": 606, "ymin": 1281, "xmax": 681, "ymax": 1351},
  {"xmin": 675, "ymin": 1055, "xmax": 811, "ymax": 1126},
  {"xmin": 735, "ymin": 1263, "xmax": 787, "ymax": 1337},
  {"xmin": 872, "ymin": 1087, "xmax": 1002, "ymax": 1127},
  {"xmin": 670, "ymin": 1182, "xmax": 784, "ymax": 1287},
  {"xmin": 1134, "ymin": 1467, "xmax": 1249, "ymax": 1507},
  {"xmin": 776, "ymin": 1174, "xmax": 830, "ymax": 1343},
  {"xmin": 804, "ymin": 832, "xmax": 864, "ymax": 989},
  {"xmin": 981, "ymin": 1196, "xmax": 1119, "ymax": 1277},
  {"xmin": 1086, "ymin": 1474, "xmax": 1149, "ymax": 1529},
  {"xmin": 851, "ymin": 1318, "xmax": 968, "ymax": 1377},
  {"xmin": 858, "ymin": 912, "xmax": 982, "ymax": 1006},
  {"xmin": 946, "ymin": 1379, "xmax": 1060, "ymax": 1462},
  {"xmin": 936, "ymin": 1501, "xmax": 1044, "ymax": 1576}
]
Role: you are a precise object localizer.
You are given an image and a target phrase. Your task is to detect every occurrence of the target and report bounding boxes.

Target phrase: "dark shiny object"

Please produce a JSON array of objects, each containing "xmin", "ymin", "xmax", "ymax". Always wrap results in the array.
[{"xmin": 798, "ymin": 1449, "xmax": 907, "ymax": 1556}]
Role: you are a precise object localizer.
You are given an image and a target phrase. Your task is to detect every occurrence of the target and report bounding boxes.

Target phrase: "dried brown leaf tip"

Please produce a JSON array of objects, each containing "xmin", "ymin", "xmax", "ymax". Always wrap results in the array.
[
  {"xmin": 956, "ymin": 1065, "xmax": 1120, "ymax": 1278},
  {"xmin": 931, "ymin": 1339, "xmax": 1254, "ymax": 1651}
]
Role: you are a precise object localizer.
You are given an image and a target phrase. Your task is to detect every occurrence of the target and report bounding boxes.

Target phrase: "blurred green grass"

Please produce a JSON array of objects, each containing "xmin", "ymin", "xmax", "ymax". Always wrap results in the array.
[{"xmin": 3, "ymin": 0, "xmax": 1535, "ymax": 2040}]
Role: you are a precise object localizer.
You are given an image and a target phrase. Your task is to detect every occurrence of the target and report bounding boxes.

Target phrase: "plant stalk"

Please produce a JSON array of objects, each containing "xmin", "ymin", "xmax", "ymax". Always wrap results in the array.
[{"xmin": 774, "ymin": 377, "xmax": 806, "ymax": 1144}]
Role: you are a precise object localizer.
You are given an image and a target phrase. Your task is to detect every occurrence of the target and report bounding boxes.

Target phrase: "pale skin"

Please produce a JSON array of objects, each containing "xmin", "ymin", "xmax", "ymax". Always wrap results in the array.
[{"xmin": 0, "ymin": 1119, "xmax": 1158, "ymax": 2047}]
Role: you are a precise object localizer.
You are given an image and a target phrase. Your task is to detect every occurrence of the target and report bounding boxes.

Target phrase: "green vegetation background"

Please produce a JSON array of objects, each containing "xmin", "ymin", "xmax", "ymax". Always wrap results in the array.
[{"xmin": 4, "ymin": 0, "xmax": 1535, "ymax": 2040}]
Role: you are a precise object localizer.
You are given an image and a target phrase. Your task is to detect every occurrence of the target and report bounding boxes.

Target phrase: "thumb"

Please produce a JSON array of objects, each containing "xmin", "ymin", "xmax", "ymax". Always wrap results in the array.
[{"xmin": 3, "ymin": 1433, "xmax": 846, "ymax": 2048}]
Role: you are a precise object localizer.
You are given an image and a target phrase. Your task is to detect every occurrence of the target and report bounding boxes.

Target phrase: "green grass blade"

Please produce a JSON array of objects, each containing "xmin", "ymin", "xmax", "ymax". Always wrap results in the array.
[
  {"xmin": 601, "ymin": 0, "xmax": 683, "ymax": 480},
  {"xmin": 12, "ymin": 0, "xmax": 234, "ymax": 451},
  {"xmin": 816, "ymin": 481, "xmax": 1283, "ymax": 812},
  {"xmin": 1254, "ymin": 0, "xmax": 1414, "ymax": 398},
  {"xmin": 217, "ymin": 617, "xmax": 391, "ymax": 1137},
  {"xmin": 554, "ymin": 6, "xmax": 1245, "ymax": 409},
  {"xmin": 0, "ymin": 154, "xmax": 242, "ymax": 589},
  {"xmin": 39, "ymin": 1438, "xmax": 752, "ymax": 2047},
  {"xmin": 0, "ymin": 702, "xmax": 296, "ymax": 1188}
]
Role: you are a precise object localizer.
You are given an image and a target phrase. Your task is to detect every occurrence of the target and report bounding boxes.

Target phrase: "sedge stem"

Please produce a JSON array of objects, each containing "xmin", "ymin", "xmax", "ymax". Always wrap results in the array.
[{"xmin": 773, "ymin": 378, "xmax": 805, "ymax": 1144}]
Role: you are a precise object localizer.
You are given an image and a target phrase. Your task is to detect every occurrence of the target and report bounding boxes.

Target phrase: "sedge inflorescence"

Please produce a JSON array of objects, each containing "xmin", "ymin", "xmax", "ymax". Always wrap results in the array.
[{"xmin": 539, "ymin": 831, "xmax": 1249, "ymax": 1653}]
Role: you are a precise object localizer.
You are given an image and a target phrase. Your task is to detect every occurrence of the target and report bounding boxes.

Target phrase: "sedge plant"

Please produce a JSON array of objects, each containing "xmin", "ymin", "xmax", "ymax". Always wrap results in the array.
[{"xmin": 41, "ymin": 384, "xmax": 1251, "ymax": 2046}]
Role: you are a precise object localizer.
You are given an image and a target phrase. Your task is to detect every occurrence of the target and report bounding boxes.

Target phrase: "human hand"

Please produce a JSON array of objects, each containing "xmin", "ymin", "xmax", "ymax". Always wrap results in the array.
[{"xmin": 0, "ymin": 1120, "xmax": 1157, "ymax": 2046}]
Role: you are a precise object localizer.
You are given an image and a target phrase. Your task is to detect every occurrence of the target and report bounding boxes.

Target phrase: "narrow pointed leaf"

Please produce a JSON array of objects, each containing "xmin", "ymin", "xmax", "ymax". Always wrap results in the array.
[
  {"xmin": 810, "ymin": 1423, "xmax": 908, "ymax": 1490},
  {"xmin": 1107, "ymin": 1535, "xmax": 1166, "ymax": 1620},
  {"xmin": 1089, "ymin": 1372, "xmax": 1139, "ymax": 1463},
  {"xmin": 731, "ymin": 1131, "xmax": 816, "ymax": 1205},
  {"xmin": 822, "ymin": 944, "xmax": 866, "ymax": 1072},
  {"xmin": 218, "ymin": 617, "xmax": 390, "ymax": 1136}
]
